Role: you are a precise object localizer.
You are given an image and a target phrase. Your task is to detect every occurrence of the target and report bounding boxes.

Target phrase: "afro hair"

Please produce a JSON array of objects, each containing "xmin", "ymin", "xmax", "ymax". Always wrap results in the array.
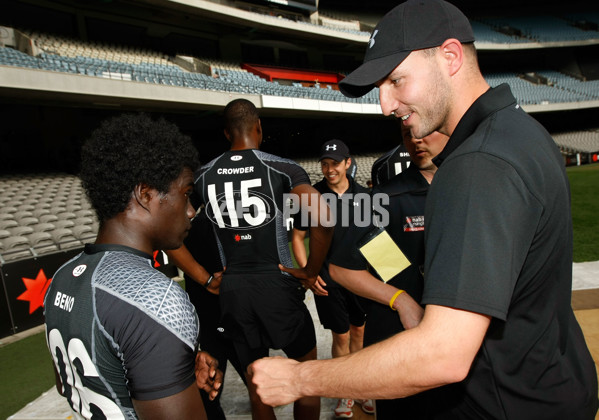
[{"xmin": 80, "ymin": 113, "xmax": 199, "ymax": 223}]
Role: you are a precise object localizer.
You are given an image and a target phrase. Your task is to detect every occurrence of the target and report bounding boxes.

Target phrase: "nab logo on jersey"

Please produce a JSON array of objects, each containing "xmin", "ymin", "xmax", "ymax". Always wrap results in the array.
[
  {"xmin": 234, "ymin": 233, "xmax": 253, "ymax": 242},
  {"xmin": 230, "ymin": 155, "xmax": 243, "ymax": 161}
]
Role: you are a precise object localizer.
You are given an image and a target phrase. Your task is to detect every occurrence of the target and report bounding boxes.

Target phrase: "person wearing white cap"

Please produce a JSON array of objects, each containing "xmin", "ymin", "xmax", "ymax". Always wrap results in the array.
[{"xmin": 249, "ymin": 1, "xmax": 598, "ymax": 419}]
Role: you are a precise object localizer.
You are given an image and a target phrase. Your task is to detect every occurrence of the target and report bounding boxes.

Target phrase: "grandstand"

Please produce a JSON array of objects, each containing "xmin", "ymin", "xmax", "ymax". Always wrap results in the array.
[
  {"xmin": 0, "ymin": 174, "xmax": 97, "ymax": 263},
  {"xmin": 1, "ymin": 0, "xmax": 599, "ymax": 338}
]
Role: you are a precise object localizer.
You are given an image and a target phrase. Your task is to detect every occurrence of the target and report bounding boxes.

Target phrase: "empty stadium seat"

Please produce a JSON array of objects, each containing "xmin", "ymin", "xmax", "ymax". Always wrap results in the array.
[
  {"xmin": 39, "ymin": 214, "xmax": 59, "ymax": 223},
  {"xmin": 73, "ymin": 216, "xmax": 94, "ymax": 226},
  {"xmin": 32, "ymin": 208, "xmax": 51, "ymax": 218},
  {"xmin": 73, "ymin": 209, "xmax": 94, "ymax": 218},
  {"xmin": 54, "ymin": 219, "xmax": 75, "ymax": 230},
  {"xmin": 9, "ymin": 226, "xmax": 34, "ymax": 237},
  {"xmin": 34, "ymin": 222, "xmax": 56, "ymax": 233},
  {"xmin": 72, "ymin": 225, "xmax": 96, "ymax": 242},
  {"xmin": 27, "ymin": 231, "xmax": 54, "ymax": 247},
  {"xmin": 18, "ymin": 216, "xmax": 39, "ymax": 227},
  {"xmin": 0, "ymin": 206, "xmax": 18, "ymax": 215},
  {"xmin": 50, "ymin": 228, "xmax": 81, "ymax": 249},
  {"xmin": 0, "ymin": 219, "xmax": 18, "ymax": 230},
  {"xmin": 0, "ymin": 236, "xmax": 30, "ymax": 252}
]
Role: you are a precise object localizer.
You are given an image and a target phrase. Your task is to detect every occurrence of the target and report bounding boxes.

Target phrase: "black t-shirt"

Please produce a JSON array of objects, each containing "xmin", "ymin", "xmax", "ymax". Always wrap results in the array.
[
  {"xmin": 193, "ymin": 149, "xmax": 310, "ymax": 276},
  {"xmin": 424, "ymin": 84, "xmax": 598, "ymax": 419}
]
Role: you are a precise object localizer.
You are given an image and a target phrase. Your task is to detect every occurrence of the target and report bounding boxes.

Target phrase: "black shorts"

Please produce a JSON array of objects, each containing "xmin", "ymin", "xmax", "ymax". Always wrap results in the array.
[
  {"xmin": 314, "ymin": 285, "xmax": 366, "ymax": 334},
  {"xmin": 219, "ymin": 272, "xmax": 317, "ymax": 368},
  {"xmin": 233, "ymin": 308, "xmax": 316, "ymax": 370}
]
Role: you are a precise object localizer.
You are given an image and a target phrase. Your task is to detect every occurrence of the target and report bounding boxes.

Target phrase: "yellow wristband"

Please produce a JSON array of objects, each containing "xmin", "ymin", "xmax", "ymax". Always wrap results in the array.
[{"xmin": 389, "ymin": 289, "xmax": 404, "ymax": 311}]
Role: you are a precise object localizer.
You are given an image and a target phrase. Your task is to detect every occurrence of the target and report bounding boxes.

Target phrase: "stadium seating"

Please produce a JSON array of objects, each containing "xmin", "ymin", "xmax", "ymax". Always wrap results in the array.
[
  {"xmin": 552, "ymin": 129, "xmax": 599, "ymax": 154},
  {"xmin": 470, "ymin": 21, "xmax": 528, "ymax": 44},
  {"xmin": 479, "ymin": 15, "xmax": 599, "ymax": 43},
  {"xmin": 1, "ymin": 23, "xmax": 597, "ymax": 108},
  {"xmin": 0, "ymin": 174, "xmax": 98, "ymax": 262},
  {"xmin": 484, "ymin": 72, "xmax": 592, "ymax": 105}
]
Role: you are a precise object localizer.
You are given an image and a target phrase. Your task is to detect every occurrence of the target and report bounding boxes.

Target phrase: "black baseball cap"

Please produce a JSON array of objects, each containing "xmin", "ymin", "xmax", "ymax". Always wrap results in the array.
[
  {"xmin": 319, "ymin": 139, "xmax": 350, "ymax": 161},
  {"xmin": 339, "ymin": 0, "xmax": 475, "ymax": 98}
]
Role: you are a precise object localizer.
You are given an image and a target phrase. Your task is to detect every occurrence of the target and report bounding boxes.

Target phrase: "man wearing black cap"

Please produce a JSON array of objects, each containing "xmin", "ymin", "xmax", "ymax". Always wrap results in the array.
[
  {"xmin": 250, "ymin": 1, "xmax": 598, "ymax": 419},
  {"xmin": 291, "ymin": 139, "xmax": 372, "ymax": 418}
]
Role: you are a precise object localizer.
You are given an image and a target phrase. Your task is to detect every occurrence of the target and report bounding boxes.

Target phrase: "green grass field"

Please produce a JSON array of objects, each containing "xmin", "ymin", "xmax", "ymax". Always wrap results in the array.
[
  {"xmin": 567, "ymin": 163, "xmax": 599, "ymax": 262},
  {"xmin": 1, "ymin": 163, "xmax": 597, "ymax": 419},
  {"xmin": 0, "ymin": 331, "xmax": 56, "ymax": 419}
]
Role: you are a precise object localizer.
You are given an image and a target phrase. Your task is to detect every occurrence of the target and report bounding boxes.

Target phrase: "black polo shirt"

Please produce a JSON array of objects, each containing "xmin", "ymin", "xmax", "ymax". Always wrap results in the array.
[{"xmin": 423, "ymin": 84, "xmax": 598, "ymax": 419}]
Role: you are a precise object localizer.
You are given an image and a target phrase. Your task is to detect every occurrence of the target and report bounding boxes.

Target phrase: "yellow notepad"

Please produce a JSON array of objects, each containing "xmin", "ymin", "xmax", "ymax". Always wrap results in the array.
[{"xmin": 359, "ymin": 228, "xmax": 411, "ymax": 282}]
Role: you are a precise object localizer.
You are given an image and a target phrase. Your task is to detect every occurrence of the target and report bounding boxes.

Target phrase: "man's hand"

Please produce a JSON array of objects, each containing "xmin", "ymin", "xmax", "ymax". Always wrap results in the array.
[
  {"xmin": 248, "ymin": 356, "xmax": 303, "ymax": 407},
  {"xmin": 195, "ymin": 351, "xmax": 223, "ymax": 400},
  {"xmin": 205, "ymin": 269, "xmax": 224, "ymax": 295},
  {"xmin": 310, "ymin": 275, "xmax": 328, "ymax": 296},
  {"xmin": 398, "ymin": 297, "xmax": 424, "ymax": 330},
  {"xmin": 395, "ymin": 292, "xmax": 424, "ymax": 330},
  {"xmin": 278, "ymin": 264, "xmax": 318, "ymax": 290}
]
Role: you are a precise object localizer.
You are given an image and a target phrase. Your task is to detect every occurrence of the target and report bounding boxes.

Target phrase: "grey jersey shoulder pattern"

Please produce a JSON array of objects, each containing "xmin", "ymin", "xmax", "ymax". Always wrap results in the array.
[
  {"xmin": 93, "ymin": 251, "xmax": 198, "ymax": 349},
  {"xmin": 252, "ymin": 150, "xmax": 310, "ymax": 188}
]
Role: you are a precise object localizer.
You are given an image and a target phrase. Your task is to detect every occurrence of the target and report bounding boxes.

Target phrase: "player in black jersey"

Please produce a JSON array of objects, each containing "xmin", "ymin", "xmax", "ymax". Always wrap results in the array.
[
  {"xmin": 44, "ymin": 113, "xmax": 223, "ymax": 420},
  {"xmin": 370, "ymin": 142, "xmax": 412, "ymax": 187},
  {"xmin": 191, "ymin": 98, "xmax": 332, "ymax": 420}
]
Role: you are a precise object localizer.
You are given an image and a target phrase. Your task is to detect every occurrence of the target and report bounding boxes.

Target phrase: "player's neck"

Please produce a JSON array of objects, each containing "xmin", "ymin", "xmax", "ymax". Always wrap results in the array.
[
  {"xmin": 230, "ymin": 136, "xmax": 260, "ymax": 151},
  {"xmin": 419, "ymin": 167, "xmax": 436, "ymax": 184},
  {"xmin": 328, "ymin": 175, "xmax": 349, "ymax": 195},
  {"xmin": 95, "ymin": 220, "xmax": 153, "ymax": 256}
]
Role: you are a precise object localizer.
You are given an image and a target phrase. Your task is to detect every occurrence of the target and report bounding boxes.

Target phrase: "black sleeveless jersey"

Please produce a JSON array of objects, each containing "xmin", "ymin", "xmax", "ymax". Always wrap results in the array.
[
  {"xmin": 44, "ymin": 244, "xmax": 199, "ymax": 419},
  {"xmin": 370, "ymin": 143, "xmax": 412, "ymax": 187},
  {"xmin": 193, "ymin": 149, "xmax": 310, "ymax": 276}
]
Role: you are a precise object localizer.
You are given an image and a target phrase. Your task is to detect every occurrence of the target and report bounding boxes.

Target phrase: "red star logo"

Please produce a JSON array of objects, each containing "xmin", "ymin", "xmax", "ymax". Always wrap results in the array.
[
  {"xmin": 234, "ymin": 234, "xmax": 241, "ymax": 242},
  {"xmin": 17, "ymin": 269, "xmax": 52, "ymax": 314}
]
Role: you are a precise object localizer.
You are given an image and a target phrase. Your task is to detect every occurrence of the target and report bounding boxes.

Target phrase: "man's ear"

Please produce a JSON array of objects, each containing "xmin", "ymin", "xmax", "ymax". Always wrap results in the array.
[
  {"xmin": 224, "ymin": 128, "xmax": 231, "ymax": 142},
  {"xmin": 133, "ymin": 183, "xmax": 153, "ymax": 213},
  {"xmin": 440, "ymin": 38, "xmax": 464, "ymax": 77},
  {"xmin": 345, "ymin": 157, "xmax": 352, "ymax": 169}
]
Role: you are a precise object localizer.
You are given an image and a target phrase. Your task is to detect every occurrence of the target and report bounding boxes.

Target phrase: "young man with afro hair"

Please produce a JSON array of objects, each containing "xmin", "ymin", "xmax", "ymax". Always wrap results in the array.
[{"xmin": 44, "ymin": 113, "xmax": 223, "ymax": 420}]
